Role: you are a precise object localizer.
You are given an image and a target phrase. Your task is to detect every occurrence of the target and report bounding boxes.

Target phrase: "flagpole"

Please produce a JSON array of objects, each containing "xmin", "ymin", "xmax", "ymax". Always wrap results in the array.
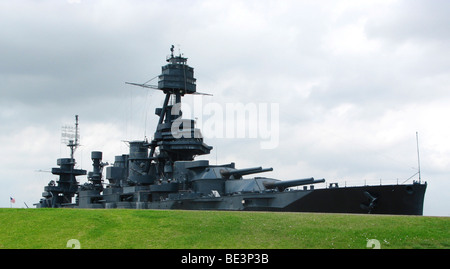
[{"xmin": 416, "ymin": 131, "xmax": 421, "ymax": 184}]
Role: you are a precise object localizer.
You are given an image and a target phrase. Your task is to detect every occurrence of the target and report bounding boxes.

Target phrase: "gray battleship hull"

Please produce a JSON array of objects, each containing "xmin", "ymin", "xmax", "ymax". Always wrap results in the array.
[{"xmin": 97, "ymin": 182, "xmax": 426, "ymax": 215}]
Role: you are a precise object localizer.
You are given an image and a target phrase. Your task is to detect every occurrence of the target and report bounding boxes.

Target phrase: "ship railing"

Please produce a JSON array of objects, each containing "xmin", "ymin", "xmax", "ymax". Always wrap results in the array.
[
  {"xmin": 287, "ymin": 178, "xmax": 417, "ymax": 190},
  {"xmin": 326, "ymin": 178, "xmax": 417, "ymax": 188}
]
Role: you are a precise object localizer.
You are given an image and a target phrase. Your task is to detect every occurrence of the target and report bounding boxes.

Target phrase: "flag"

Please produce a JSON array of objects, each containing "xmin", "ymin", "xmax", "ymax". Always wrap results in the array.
[{"xmin": 10, "ymin": 197, "xmax": 15, "ymax": 203}]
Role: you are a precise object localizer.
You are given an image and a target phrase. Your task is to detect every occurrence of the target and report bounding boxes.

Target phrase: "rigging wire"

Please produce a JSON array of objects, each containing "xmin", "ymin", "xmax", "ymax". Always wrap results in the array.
[
  {"xmin": 142, "ymin": 75, "xmax": 159, "ymax": 86},
  {"xmin": 314, "ymin": 125, "xmax": 420, "ymax": 183},
  {"xmin": 143, "ymin": 88, "xmax": 151, "ymax": 139}
]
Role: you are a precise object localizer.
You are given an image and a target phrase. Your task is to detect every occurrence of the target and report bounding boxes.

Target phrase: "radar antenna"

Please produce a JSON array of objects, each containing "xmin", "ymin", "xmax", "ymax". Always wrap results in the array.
[
  {"xmin": 170, "ymin": 44, "xmax": 174, "ymax": 58},
  {"xmin": 61, "ymin": 115, "xmax": 80, "ymax": 160}
]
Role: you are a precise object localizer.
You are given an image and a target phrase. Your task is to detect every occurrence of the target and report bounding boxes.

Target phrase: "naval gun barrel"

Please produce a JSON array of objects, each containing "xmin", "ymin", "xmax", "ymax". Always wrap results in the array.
[
  {"xmin": 263, "ymin": 177, "xmax": 325, "ymax": 191},
  {"xmin": 220, "ymin": 166, "xmax": 273, "ymax": 179}
]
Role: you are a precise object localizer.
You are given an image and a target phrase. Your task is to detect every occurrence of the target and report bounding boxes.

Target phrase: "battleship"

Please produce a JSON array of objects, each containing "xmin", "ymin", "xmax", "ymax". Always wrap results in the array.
[{"xmin": 35, "ymin": 46, "xmax": 427, "ymax": 215}]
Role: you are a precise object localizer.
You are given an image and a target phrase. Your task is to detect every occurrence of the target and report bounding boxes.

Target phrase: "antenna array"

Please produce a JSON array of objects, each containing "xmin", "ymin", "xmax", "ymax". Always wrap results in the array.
[{"xmin": 61, "ymin": 115, "xmax": 80, "ymax": 160}]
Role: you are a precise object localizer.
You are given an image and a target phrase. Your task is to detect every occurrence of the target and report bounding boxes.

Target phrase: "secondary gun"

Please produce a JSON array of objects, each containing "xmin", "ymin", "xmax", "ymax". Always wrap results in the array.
[
  {"xmin": 263, "ymin": 177, "xmax": 325, "ymax": 191},
  {"xmin": 220, "ymin": 166, "xmax": 273, "ymax": 179}
]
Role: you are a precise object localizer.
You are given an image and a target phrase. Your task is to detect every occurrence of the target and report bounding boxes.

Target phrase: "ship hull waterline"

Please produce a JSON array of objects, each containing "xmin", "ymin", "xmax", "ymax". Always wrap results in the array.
[{"xmin": 95, "ymin": 183, "xmax": 426, "ymax": 215}]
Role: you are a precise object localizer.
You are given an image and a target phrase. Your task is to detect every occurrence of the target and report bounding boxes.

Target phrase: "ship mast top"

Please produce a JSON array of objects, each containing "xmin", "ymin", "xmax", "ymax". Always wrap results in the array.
[
  {"xmin": 167, "ymin": 45, "xmax": 188, "ymax": 65},
  {"xmin": 61, "ymin": 115, "xmax": 80, "ymax": 161},
  {"xmin": 126, "ymin": 45, "xmax": 211, "ymax": 96}
]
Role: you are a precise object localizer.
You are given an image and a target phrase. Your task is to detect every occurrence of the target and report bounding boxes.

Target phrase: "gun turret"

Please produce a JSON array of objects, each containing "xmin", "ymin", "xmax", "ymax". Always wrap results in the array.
[
  {"xmin": 263, "ymin": 178, "xmax": 325, "ymax": 191},
  {"xmin": 220, "ymin": 167, "xmax": 273, "ymax": 179}
]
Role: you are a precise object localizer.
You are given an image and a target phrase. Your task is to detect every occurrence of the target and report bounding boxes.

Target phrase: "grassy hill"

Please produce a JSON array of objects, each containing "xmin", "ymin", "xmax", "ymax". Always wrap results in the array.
[{"xmin": 0, "ymin": 208, "xmax": 448, "ymax": 249}]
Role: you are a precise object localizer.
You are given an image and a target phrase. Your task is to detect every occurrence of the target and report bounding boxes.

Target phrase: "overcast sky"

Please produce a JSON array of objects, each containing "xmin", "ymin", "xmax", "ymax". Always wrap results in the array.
[{"xmin": 1, "ymin": 0, "xmax": 449, "ymax": 216}]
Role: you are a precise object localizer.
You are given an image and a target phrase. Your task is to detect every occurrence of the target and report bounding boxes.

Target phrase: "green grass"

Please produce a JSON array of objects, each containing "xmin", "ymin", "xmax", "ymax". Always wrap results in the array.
[{"xmin": 0, "ymin": 208, "xmax": 448, "ymax": 249}]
